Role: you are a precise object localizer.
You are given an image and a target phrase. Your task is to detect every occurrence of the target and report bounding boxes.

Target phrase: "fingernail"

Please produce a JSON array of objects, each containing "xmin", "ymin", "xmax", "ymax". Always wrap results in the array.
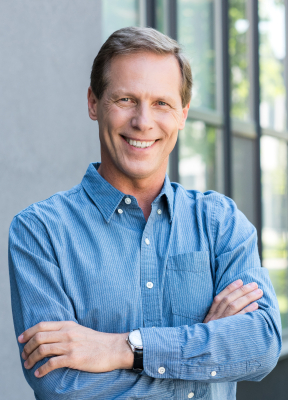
[
  {"xmin": 18, "ymin": 334, "xmax": 24, "ymax": 342},
  {"xmin": 21, "ymin": 351, "xmax": 27, "ymax": 360},
  {"xmin": 235, "ymin": 279, "xmax": 243, "ymax": 286},
  {"xmin": 256, "ymin": 289, "xmax": 262, "ymax": 294},
  {"xmin": 24, "ymin": 361, "xmax": 28, "ymax": 368},
  {"xmin": 35, "ymin": 370, "xmax": 39, "ymax": 377},
  {"xmin": 248, "ymin": 282, "xmax": 257, "ymax": 288}
]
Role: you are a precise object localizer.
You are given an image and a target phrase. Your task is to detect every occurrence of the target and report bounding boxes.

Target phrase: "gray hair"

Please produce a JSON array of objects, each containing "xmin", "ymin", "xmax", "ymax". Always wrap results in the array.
[{"xmin": 90, "ymin": 26, "xmax": 192, "ymax": 107}]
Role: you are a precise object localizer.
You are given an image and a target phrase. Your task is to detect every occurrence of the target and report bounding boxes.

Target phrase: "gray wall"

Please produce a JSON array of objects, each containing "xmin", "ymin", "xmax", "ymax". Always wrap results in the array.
[{"xmin": 0, "ymin": 1, "xmax": 102, "ymax": 398}]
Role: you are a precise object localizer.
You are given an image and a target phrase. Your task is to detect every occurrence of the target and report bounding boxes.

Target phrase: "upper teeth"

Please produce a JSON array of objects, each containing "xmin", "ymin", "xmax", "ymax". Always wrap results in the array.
[{"xmin": 125, "ymin": 138, "xmax": 155, "ymax": 148}]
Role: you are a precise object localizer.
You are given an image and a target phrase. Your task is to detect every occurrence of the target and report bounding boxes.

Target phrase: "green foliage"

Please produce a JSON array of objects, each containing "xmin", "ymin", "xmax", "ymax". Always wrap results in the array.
[
  {"xmin": 179, "ymin": 121, "xmax": 217, "ymax": 190},
  {"xmin": 267, "ymin": 268, "xmax": 288, "ymax": 328},
  {"xmin": 177, "ymin": 0, "xmax": 216, "ymax": 109},
  {"xmin": 259, "ymin": 0, "xmax": 285, "ymax": 104},
  {"xmin": 229, "ymin": 0, "xmax": 249, "ymax": 120}
]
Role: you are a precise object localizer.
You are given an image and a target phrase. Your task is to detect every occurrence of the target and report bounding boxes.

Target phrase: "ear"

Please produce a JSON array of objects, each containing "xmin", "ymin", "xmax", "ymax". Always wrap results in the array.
[
  {"xmin": 178, "ymin": 102, "xmax": 190, "ymax": 130},
  {"xmin": 87, "ymin": 86, "xmax": 98, "ymax": 121}
]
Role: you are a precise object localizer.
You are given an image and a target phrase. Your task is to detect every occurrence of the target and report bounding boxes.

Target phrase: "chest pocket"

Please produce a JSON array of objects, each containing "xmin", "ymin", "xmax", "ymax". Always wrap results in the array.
[{"xmin": 167, "ymin": 251, "xmax": 214, "ymax": 322}]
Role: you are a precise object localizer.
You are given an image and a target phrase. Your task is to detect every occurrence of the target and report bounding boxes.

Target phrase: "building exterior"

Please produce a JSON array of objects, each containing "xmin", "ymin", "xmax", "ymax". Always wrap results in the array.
[{"xmin": 0, "ymin": 1, "xmax": 287, "ymax": 399}]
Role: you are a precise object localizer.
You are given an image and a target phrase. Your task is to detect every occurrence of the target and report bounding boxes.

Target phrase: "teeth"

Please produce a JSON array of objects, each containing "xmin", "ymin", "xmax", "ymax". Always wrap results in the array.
[{"xmin": 125, "ymin": 138, "xmax": 156, "ymax": 148}]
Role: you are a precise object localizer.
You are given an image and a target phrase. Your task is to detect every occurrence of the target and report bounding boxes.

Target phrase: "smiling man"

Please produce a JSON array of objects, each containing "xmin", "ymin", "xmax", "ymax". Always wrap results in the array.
[{"xmin": 9, "ymin": 27, "xmax": 281, "ymax": 400}]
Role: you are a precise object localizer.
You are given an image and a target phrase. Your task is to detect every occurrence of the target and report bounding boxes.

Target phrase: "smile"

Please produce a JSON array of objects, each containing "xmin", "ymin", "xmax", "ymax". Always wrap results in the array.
[{"xmin": 123, "ymin": 136, "xmax": 156, "ymax": 149}]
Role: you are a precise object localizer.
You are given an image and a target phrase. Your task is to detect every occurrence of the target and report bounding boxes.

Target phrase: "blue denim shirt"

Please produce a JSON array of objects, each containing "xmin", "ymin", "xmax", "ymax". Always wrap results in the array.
[{"xmin": 9, "ymin": 162, "xmax": 281, "ymax": 400}]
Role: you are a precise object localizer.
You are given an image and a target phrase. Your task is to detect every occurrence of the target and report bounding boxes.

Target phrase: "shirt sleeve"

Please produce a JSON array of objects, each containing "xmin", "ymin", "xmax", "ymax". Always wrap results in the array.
[
  {"xmin": 140, "ymin": 194, "xmax": 282, "ymax": 382},
  {"xmin": 8, "ymin": 213, "xmax": 163, "ymax": 400}
]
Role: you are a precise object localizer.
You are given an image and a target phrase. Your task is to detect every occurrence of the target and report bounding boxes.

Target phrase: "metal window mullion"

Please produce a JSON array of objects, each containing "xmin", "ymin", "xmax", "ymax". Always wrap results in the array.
[
  {"xmin": 167, "ymin": 0, "xmax": 179, "ymax": 182},
  {"xmin": 145, "ymin": 0, "xmax": 156, "ymax": 28},
  {"xmin": 221, "ymin": 0, "xmax": 232, "ymax": 198},
  {"xmin": 285, "ymin": 0, "xmax": 288, "ymax": 131},
  {"xmin": 248, "ymin": 0, "xmax": 262, "ymax": 260}
]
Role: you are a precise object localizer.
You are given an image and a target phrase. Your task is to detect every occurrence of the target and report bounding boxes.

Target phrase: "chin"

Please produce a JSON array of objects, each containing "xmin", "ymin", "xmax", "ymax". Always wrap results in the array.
[{"xmin": 122, "ymin": 164, "xmax": 156, "ymax": 180}]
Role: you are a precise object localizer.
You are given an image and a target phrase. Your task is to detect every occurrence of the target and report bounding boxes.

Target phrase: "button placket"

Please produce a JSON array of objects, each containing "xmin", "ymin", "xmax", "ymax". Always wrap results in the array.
[{"xmin": 140, "ymin": 223, "xmax": 162, "ymax": 327}]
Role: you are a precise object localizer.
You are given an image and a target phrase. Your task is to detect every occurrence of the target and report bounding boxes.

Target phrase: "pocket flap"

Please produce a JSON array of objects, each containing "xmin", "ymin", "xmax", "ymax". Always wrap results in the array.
[{"xmin": 167, "ymin": 251, "xmax": 210, "ymax": 272}]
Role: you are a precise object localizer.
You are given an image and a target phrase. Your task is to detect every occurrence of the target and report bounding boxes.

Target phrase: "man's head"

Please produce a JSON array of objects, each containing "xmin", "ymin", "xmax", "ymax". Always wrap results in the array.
[
  {"xmin": 87, "ymin": 27, "xmax": 192, "ymax": 183},
  {"xmin": 90, "ymin": 27, "xmax": 192, "ymax": 108}
]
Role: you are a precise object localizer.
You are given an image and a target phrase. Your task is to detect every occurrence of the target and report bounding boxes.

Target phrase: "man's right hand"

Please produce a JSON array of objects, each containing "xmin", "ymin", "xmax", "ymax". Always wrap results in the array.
[{"xmin": 204, "ymin": 279, "xmax": 263, "ymax": 323}]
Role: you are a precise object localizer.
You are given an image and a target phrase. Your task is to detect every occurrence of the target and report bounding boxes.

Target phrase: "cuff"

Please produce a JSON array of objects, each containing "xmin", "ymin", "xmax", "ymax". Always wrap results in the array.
[{"xmin": 139, "ymin": 326, "xmax": 182, "ymax": 379}]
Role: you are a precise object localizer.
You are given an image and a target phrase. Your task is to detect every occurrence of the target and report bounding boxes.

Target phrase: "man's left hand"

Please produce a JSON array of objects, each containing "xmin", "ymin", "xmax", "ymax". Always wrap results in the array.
[{"xmin": 18, "ymin": 321, "xmax": 133, "ymax": 378}]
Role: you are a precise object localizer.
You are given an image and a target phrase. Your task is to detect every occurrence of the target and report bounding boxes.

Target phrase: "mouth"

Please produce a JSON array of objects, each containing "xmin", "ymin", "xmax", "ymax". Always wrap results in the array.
[{"xmin": 121, "ymin": 135, "xmax": 158, "ymax": 149}]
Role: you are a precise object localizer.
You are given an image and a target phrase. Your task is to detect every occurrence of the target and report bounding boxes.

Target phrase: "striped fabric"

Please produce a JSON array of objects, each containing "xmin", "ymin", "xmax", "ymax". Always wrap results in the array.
[{"xmin": 9, "ymin": 162, "xmax": 281, "ymax": 400}]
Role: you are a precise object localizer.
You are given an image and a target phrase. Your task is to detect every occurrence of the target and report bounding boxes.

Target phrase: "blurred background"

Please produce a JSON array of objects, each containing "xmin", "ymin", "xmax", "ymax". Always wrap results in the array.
[{"xmin": 0, "ymin": 0, "xmax": 288, "ymax": 399}]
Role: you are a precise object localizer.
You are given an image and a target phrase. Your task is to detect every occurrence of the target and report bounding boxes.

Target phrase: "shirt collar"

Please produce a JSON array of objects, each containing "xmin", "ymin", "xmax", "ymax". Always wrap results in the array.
[{"xmin": 81, "ymin": 162, "xmax": 174, "ymax": 223}]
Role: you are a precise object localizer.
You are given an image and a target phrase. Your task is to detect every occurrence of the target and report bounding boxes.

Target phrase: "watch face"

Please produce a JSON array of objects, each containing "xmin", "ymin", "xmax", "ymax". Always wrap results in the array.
[{"xmin": 129, "ymin": 330, "xmax": 143, "ymax": 348}]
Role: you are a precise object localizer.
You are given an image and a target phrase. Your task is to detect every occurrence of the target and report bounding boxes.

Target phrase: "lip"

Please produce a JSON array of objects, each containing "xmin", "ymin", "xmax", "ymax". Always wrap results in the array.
[{"xmin": 120, "ymin": 135, "xmax": 158, "ymax": 150}]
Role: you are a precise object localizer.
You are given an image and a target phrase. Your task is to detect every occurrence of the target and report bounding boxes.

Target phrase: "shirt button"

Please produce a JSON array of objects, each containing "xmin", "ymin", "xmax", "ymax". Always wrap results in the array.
[
  {"xmin": 188, "ymin": 393, "xmax": 194, "ymax": 399},
  {"xmin": 157, "ymin": 209, "xmax": 162, "ymax": 215},
  {"xmin": 158, "ymin": 367, "xmax": 165, "ymax": 374},
  {"xmin": 145, "ymin": 238, "xmax": 150, "ymax": 245},
  {"xmin": 125, "ymin": 197, "xmax": 131, "ymax": 205},
  {"xmin": 117, "ymin": 209, "xmax": 123, "ymax": 214},
  {"xmin": 146, "ymin": 282, "xmax": 153, "ymax": 289},
  {"xmin": 211, "ymin": 371, "xmax": 217, "ymax": 376}
]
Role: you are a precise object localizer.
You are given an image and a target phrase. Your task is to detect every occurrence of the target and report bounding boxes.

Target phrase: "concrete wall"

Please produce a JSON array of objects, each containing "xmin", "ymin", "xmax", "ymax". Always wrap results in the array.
[{"xmin": 0, "ymin": 1, "xmax": 102, "ymax": 398}]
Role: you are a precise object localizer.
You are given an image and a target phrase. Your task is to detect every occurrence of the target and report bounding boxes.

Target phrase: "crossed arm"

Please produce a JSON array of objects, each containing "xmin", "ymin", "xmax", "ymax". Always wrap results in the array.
[
  {"xmin": 19, "ymin": 279, "xmax": 263, "ymax": 378},
  {"xmin": 9, "ymin": 201, "xmax": 281, "ymax": 398}
]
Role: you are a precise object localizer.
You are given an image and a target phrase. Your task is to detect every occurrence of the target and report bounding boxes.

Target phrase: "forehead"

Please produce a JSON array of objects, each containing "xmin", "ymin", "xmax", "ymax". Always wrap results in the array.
[{"xmin": 106, "ymin": 52, "xmax": 182, "ymax": 99}]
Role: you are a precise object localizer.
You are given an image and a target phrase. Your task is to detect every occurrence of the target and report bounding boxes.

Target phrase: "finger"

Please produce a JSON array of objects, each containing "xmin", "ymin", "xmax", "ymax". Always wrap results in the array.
[
  {"xmin": 35, "ymin": 356, "xmax": 67, "ymax": 378},
  {"xmin": 22, "ymin": 331, "xmax": 62, "ymax": 360},
  {"xmin": 212, "ymin": 282, "xmax": 259, "ymax": 319},
  {"xmin": 237, "ymin": 302, "xmax": 259, "ymax": 315},
  {"xmin": 223, "ymin": 289, "xmax": 263, "ymax": 318},
  {"xmin": 18, "ymin": 321, "xmax": 75, "ymax": 343},
  {"xmin": 24, "ymin": 343, "xmax": 65, "ymax": 370},
  {"xmin": 205, "ymin": 279, "xmax": 244, "ymax": 319}
]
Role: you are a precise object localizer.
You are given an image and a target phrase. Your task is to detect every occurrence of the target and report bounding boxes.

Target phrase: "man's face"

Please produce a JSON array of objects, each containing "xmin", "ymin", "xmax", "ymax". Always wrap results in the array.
[{"xmin": 88, "ymin": 51, "xmax": 190, "ymax": 180}]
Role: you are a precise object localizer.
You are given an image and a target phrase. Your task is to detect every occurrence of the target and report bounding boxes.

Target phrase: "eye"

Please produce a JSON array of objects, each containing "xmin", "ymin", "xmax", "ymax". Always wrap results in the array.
[
  {"xmin": 120, "ymin": 98, "xmax": 130, "ymax": 102},
  {"xmin": 158, "ymin": 101, "xmax": 167, "ymax": 106}
]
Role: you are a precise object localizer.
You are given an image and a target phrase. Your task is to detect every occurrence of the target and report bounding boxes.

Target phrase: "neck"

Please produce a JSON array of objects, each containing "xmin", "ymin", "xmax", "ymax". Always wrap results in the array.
[{"xmin": 97, "ymin": 161, "xmax": 167, "ymax": 221}]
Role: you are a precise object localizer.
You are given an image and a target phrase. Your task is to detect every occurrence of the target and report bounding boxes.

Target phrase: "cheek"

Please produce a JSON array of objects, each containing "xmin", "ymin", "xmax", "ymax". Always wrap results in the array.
[
  {"xmin": 108, "ymin": 107, "xmax": 132, "ymax": 128},
  {"xmin": 155, "ymin": 114, "xmax": 179, "ymax": 139},
  {"xmin": 99, "ymin": 111, "xmax": 130, "ymax": 141}
]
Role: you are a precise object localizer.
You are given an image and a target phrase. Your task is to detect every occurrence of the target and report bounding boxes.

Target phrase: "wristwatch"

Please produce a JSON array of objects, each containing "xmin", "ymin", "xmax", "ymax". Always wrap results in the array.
[{"xmin": 126, "ymin": 329, "xmax": 143, "ymax": 373}]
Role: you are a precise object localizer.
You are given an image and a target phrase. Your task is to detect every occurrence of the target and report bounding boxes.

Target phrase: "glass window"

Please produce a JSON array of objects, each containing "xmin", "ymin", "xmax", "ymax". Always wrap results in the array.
[
  {"xmin": 177, "ymin": 0, "xmax": 216, "ymax": 110},
  {"xmin": 232, "ymin": 136, "xmax": 256, "ymax": 226},
  {"xmin": 259, "ymin": 0, "xmax": 286, "ymax": 131},
  {"xmin": 229, "ymin": 0, "xmax": 250, "ymax": 121},
  {"xmin": 178, "ymin": 120, "xmax": 222, "ymax": 192},
  {"xmin": 156, "ymin": 0, "xmax": 168, "ymax": 35},
  {"xmin": 261, "ymin": 136, "xmax": 288, "ymax": 329},
  {"xmin": 102, "ymin": 0, "xmax": 141, "ymax": 41}
]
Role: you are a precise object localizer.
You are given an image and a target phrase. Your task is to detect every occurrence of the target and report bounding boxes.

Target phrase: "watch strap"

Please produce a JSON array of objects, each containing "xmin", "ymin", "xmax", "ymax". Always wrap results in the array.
[{"xmin": 133, "ymin": 348, "xmax": 143, "ymax": 373}]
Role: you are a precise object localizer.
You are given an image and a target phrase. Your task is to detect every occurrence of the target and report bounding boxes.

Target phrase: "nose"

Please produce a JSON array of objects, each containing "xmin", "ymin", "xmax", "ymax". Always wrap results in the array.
[{"xmin": 131, "ymin": 103, "xmax": 153, "ymax": 132}]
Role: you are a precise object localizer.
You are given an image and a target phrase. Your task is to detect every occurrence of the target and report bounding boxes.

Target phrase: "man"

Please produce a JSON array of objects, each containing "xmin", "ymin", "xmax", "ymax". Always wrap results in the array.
[{"xmin": 9, "ymin": 27, "xmax": 281, "ymax": 400}]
